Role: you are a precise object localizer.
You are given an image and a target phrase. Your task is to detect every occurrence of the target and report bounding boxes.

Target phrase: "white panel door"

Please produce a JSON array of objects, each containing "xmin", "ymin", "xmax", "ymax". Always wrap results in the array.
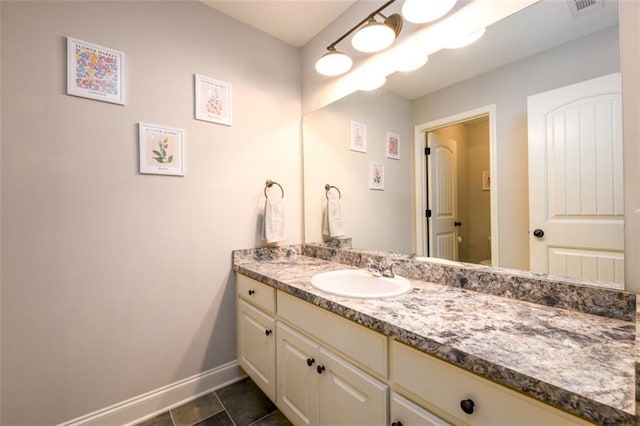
[
  {"xmin": 528, "ymin": 73, "xmax": 623, "ymax": 286},
  {"xmin": 427, "ymin": 133, "xmax": 459, "ymax": 260},
  {"xmin": 318, "ymin": 347, "xmax": 388, "ymax": 426},
  {"xmin": 276, "ymin": 322, "xmax": 320, "ymax": 426},
  {"xmin": 237, "ymin": 299, "xmax": 276, "ymax": 400}
]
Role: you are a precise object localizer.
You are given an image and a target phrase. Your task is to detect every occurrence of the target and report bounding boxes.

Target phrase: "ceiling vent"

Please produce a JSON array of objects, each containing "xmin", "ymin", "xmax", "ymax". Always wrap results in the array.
[{"xmin": 567, "ymin": 0, "xmax": 605, "ymax": 18}]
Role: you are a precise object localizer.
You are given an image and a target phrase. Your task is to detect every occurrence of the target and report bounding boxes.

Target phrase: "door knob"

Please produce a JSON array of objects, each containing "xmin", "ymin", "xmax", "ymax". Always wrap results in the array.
[
  {"xmin": 316, "ymin": 365, "xmax": 325, "ymax": 374},
  {"xmin": 265, "ymin": 329, "xmax": 272, "ymax": 336},
  {"xmin": 454, "ymin": 221, "xmax": 462, "ymax": 227},
  {"xmin": 533, "ymin": 229, "xmax": 544, "ymax": 238},
  {"xmin": 306, "ymin": 358, "xmax": 315, "ymax": 367}
]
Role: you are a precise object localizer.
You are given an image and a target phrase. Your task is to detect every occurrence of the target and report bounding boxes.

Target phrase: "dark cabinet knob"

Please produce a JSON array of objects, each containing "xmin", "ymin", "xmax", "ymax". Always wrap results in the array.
[
  {"xmin": 316, "ymin": 365, "xmax": 325, "ymax": 374},
  {"xmin": 391, "ymin": 422, "xmax": 403, "ymax": 426},
  {"xmin": 306, "ymin": 358, "xmax": 315, "ymax": 367},
  {"xmin": 265, "ymin": 329, "xmax": 272, "ymax": 336},
  {"xmin": 454, "ymin": 221, "xmax": 462, "ymax": 227},
  {"xmin": 248, "ymin": 290, "xmax": 255, "ymax": 295},
  {"xmin": 460, "ymin": 399, "xmax": 475, "ymax": 415},
  {"xmin": 533, "ymin": 229, "xmax": 544, "ymax": 238}
]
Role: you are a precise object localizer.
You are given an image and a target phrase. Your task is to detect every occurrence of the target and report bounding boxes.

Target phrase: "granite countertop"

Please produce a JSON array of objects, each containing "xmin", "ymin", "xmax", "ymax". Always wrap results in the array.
[{"xmin": 233, "ymin": 247, "xmax": 637, "ymax": 425}]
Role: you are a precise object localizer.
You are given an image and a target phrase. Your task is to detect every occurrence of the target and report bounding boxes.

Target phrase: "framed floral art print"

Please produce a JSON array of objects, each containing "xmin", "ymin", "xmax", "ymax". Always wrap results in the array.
[
  {"xmin": 194, "ymin": 74, "xmax": 232, "ymax": 126},
  {"xmin": 66, "ymin": 37, "xmax": 125, "ymax": 105},
  {"xmin": 139, "ymin": 123, "xmax": 185, "ymax": 176}
]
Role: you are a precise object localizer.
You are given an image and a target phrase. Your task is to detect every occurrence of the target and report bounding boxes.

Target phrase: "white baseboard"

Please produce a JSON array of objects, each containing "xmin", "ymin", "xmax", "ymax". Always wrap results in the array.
[{"xmin": 58, "ymin": 361, "xmax": 246, "ymax": 426}]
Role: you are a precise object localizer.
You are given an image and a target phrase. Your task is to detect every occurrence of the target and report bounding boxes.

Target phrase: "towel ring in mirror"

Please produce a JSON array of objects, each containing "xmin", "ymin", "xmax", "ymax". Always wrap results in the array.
[
  {"xmin": 265, "ymin": 180, "xmax": 284, "ymax": 198},
  {"xmin": 325, "ymin": 184, "xmax": 342, "ymax": 200}
]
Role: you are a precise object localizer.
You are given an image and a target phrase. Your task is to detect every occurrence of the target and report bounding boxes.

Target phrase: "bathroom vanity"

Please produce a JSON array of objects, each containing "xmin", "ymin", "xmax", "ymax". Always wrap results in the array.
[{"xmin": 233, "ymin": 245, "xmax": 637, "ymax": 425}]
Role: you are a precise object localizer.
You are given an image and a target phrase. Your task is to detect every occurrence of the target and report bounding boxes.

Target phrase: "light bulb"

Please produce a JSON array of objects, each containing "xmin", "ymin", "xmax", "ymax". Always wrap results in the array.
[
  {"xmin": 352, "ymin": 19, "xmax": 396, "ymax": 53},
  {"xmin": 402, "ymin": 0, "xmax": 457, "ymax": 24},
  {"xmin": 315, "ymin": 49, "xmax": 353, "ymax": 76}
]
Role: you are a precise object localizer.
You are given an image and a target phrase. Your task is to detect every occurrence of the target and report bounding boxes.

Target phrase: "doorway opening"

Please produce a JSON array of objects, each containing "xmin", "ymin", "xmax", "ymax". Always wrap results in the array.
[{"xmin": 413, "ymin": 105, "xmax": 498, "ymax": 266}]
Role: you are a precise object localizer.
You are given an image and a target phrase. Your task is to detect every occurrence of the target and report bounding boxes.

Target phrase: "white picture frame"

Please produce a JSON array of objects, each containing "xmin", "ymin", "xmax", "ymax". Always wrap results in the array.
[
  {"xmin": 369, "ymin": 161, "xmax": 385, "ymax": 190},
  {"xmin": 66, "ymin": 37, "xmax": 125, "ymax": 105},
  {"xmin": 194, "ymin": 74, "xmax": 232, "ymax": 126},
  {"xmin": 386, "ymin": 132, "xmax": 400, "ymax": 159},
  {"xmin": 139, "ymin": 123, "xmax": 185, "ymax": 176},
  {"xmin": 350, "ymin": 120, "xmax": 367, "ymax": 153}
]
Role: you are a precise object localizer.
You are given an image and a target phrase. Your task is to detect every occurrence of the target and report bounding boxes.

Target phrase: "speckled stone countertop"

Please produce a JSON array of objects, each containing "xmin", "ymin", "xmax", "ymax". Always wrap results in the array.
[{"xmin": 233, "ymin": 245, "xmax": 637, "ymax": 425}]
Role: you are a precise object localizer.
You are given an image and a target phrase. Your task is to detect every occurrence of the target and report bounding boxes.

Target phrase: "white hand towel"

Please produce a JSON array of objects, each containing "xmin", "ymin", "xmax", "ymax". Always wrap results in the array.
[
  {"xmin": 262, "ymin": 197, "xmax": 286, "ymax": 243},
  {"xmin": 322, "ymin": 198, "xmax": 345, "ymax": 238}
]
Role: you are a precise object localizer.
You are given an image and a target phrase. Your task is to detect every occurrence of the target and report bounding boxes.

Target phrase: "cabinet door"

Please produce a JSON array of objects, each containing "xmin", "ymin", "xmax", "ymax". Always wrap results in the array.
[
  {"xmin": 276, "ymin": 323, "xmax": 320, "ymax": 426},
  {"xmin": 390, "ymin": 393, "xmax": 451, "ymax": 426},
  {"xmin": 318, "ymin": 347, "xmax": 388, "ymax": 426},
  {"xmin": 237, "ymin": 299, "xmax": 276, "ymax": 401}
]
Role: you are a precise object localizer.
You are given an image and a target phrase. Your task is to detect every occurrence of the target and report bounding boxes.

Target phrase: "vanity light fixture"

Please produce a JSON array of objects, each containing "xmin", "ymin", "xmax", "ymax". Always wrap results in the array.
[
  {"xmin": 315, "ymin": 0, "xmax": 458, "ymax": 78},
  {"xmin": 315, "ymin": 47, "xmax": 353, "ymax": 76},
  {"xmin": 315, "ymin": 0, "xmax": 401, "ymax": 76},
  {"xmin": 351, "ymin": 14, "xmax": 403, "ymax": 53}
]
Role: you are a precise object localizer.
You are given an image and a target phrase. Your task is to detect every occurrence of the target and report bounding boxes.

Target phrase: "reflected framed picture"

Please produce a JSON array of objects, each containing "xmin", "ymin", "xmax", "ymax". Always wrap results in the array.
[
  {"xmin": 194, "ymin": 74, "xmax": 232, "ymax": 126},
  {"xmin": 386, "ymin": 132, "xmax": 400, "ymax": 159},
  {"xmin": 369, "ymin": 161, "xmax": 384, "ymax": 190},
  {"xmin": 66, "ymin": 37, "xmax": 125, "ymax": 105},
  {"xmin": 350, "ymin": 120, "xmax": 367, "ymax": 153},
  {"xmin": 139, "ymin": 123, "xmax": 185, "ymax": 176},
  {"xmin": 482, "ymin": 170, "xmax": 491, "ymax": 191}
]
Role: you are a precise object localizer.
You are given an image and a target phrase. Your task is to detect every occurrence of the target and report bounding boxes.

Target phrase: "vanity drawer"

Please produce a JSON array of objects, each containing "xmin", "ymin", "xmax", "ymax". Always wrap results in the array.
[
  {"xmin": 391, "ymin": 341, "xmax": 590, "ymax": 425},
  {"xmin": 277, "ymin": 291, "xmax": 387, "ymax": 378},
  {"xmin": 237, "ymin": 274, "xmax": 276, "ymax": 314}
]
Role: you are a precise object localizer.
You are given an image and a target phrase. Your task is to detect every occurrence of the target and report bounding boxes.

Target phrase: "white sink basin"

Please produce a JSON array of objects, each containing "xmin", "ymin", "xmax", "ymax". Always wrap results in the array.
[{"xmin": 310, "ymin": 269, "xmax": 412, "ymax": 299}]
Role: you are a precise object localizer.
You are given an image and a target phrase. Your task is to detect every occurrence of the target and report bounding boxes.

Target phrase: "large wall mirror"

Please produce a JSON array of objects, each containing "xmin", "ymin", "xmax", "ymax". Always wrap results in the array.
[{"xmin": 303, "ymin": 0, "xmax": 623, "ymax": 289}]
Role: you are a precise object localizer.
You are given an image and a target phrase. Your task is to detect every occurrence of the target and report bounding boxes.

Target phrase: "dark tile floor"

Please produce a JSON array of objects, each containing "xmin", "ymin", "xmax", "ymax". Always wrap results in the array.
[{"xmin": 136, "ymin": 378, "xmax": 292, "ymax": 426}]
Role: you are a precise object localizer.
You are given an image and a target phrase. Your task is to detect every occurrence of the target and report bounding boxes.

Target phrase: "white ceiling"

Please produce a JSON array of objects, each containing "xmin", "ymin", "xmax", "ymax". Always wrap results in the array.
[{"xmin": 200, "ymin": 0, "xmax": 357, "ymax": 47}]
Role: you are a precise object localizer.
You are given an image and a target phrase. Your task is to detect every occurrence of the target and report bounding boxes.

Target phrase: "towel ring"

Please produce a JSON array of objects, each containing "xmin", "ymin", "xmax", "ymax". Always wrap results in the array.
[
  {"xmin": 325, "ymin": 184, "xmax": 341, "ymax": 200},
  {"xmin": 265, "ymin": 180, "xmax": 284, "ymax": 198}
]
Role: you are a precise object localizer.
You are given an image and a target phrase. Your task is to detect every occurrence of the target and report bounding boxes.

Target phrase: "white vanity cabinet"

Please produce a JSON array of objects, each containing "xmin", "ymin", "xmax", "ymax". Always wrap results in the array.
[
  {"xmin": 390, "ymin": 393, "xmax": 452, "ymax": 426},
  {"xmin": 236, "ymin": 272, "xmax": 592, "ymax": 426},
  {"xmin": 237, "ymin": 275, "xmax": 277, "ymax": 401},
  {"xmin": 391, "ymin": 341, "xmax": 591, "ymax": 426},
  {"xmin": 276, "ymin": 322, "xmax": 388, "ymax": 426}
]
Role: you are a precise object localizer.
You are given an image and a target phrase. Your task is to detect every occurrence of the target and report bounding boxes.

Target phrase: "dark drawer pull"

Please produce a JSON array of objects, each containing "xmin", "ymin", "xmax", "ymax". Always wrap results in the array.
[{"xmin": 460, "ymin": 398, "xmax": 475, "ymax": 415}]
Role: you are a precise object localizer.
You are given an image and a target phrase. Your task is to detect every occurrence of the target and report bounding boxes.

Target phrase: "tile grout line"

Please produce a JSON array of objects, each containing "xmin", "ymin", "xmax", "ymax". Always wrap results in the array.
[
  {"xmin": 211, "ymin": 390, "xmax": 237, "ymax": 426},
  {"xmin": 246, "ymin": 408, "xmax": 280, "ymax": 426}
]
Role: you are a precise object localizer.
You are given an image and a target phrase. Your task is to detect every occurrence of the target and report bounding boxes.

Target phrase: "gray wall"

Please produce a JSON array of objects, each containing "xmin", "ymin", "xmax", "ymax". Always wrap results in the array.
[
  {"xmin": 303, "ymin": 89, "xmax": 413, "ymax": 253},
  {"xmin": 412, "ymin": 26, "xmax": 620, "ymax": 270},
  {"xmin": 1, "ymin": 1, "xmax": 302, "ymax": 424}
]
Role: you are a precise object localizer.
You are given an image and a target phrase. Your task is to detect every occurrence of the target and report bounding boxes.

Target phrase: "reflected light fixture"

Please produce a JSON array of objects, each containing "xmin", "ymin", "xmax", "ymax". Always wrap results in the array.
[
  {"xmin": 446, "ymin": 27, "xmax": 486, "ymax": 49},
  {"xmin": 359, "ymin": 76, "xmax": 386, "ymax": 91},
  {"xmin": 402, "ymin": 0, "xmax": 457, "ymax": 24},
  {"xmin": 396, "ymin": 55, "xmax": 429, "ymax": 72}
]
